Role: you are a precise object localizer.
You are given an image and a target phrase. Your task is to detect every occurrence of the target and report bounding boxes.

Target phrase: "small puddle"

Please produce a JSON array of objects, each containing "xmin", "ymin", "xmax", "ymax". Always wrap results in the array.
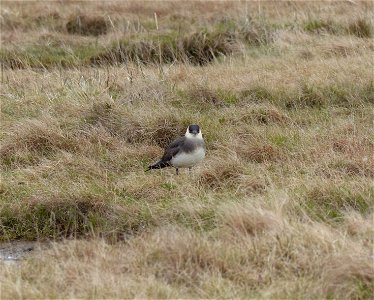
[{"xmin": 0, "ymin": 241, "xmax": 48, "ymax": 265}]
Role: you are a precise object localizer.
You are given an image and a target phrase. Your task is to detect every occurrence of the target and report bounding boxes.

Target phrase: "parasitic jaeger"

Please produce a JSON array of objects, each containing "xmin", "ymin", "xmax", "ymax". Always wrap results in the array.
[{"xmin": 147, "ymin": 124, "xmax": 206, "ymax": 175}]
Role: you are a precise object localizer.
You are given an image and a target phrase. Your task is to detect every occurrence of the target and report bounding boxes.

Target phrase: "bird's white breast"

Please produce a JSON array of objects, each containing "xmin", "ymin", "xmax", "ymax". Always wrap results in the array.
[{"xmin": 170, "ymin": 147, "xmax": 205, "ymax": 168}]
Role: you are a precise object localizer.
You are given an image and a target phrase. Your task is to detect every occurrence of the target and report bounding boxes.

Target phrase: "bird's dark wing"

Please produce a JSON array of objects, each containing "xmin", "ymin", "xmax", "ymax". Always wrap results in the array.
[{"xmin": 161, "ymin": 136, "xmax": 185, "ymax": 162}]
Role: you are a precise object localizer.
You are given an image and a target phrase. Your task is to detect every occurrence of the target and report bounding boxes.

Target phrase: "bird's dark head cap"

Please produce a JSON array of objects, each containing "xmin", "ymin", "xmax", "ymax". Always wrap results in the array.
[{"xmin": 188, "ymin": 124, "xmax": 200, "ymax": 134}]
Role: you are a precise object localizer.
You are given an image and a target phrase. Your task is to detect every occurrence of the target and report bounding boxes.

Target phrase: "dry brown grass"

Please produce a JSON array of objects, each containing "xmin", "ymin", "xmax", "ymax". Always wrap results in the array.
[
  {"xmin": 0, "ymin": 1, "xmax": 373, "ymax": 299},
  {"xmin": 66, "ymin": 15, "xmax": 108, "ymax": 36},
  {"xmin": 1, "ymin": 217, "xmax": 373, "ymax": 298}
]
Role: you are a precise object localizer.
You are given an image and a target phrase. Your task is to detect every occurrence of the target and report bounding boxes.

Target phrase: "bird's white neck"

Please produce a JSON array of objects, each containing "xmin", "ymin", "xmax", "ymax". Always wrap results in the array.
[{"xmin": 185, "ymin": 130, "xmax": 203, "ymax": 140}]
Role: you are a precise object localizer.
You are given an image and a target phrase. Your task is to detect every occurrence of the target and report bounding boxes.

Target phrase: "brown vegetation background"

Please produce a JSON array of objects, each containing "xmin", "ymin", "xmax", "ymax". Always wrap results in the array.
[{"xmin": 0, "ymin": 1, "xmax": 373, "ymax": 298}]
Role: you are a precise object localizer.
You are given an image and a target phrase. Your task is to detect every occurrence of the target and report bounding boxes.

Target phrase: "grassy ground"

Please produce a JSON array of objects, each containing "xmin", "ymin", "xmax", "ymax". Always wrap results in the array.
[{"xmin": 0, "ymin": 1, "xmax": 373, "ymax": 298}]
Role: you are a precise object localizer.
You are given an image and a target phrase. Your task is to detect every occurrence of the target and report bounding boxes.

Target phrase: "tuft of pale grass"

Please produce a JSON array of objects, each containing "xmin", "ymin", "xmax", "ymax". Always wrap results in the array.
[
  {"xmin": 323, "ymin": 253, "xmax": 374, "ymax": 299},
  {"xmin": 233, "ymin": 137, "xmax": 283, "ymax": 163},
  {"xmin": 219, "ymin": 202, "xmax": 284, "ymax": 236},
  {"xmin": 343, "ymin": 211, "xmax": 374, "ymax": 239},
  {"xmin": 0, "ymin": 118, "xmax": 81, "ymax": 169},
  {"xmin": 199, "ymin": 156, "xmax": 243, "ymax": 189}
]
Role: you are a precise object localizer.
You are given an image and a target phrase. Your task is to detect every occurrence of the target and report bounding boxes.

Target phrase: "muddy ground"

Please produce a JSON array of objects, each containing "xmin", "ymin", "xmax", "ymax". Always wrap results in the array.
[{"xmin": 0, "ymin": 241, "xmax": 48, "ymax": 264}]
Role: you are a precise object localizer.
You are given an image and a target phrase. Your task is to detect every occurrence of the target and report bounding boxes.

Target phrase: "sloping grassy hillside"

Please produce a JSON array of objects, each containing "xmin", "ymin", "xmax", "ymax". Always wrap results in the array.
[{"xmin": 0, "ymin": 1, "xmax": 373, "ymax": 298}]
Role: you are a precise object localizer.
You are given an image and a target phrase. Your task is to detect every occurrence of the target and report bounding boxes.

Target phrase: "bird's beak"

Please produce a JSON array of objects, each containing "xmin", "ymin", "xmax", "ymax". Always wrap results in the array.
[{"xmin": 191, "ymin": 130, "xmax": 198, "ymax": 134}]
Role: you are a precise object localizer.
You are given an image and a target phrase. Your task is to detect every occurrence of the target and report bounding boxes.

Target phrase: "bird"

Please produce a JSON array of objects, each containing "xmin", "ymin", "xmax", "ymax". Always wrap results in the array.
[{"xmin": 147, "ymin": 124, "xmax": 205, "ymax": 175}]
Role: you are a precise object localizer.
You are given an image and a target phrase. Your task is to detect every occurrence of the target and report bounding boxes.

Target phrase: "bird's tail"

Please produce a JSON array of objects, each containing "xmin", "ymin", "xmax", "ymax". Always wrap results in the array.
[{"xmin": 146, "ymin": 160, "xmax": 170, "ymax": 171}]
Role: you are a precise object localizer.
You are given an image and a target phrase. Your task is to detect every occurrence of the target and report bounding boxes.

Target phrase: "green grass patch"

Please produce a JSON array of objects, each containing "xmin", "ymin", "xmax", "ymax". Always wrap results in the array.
[
  {"xmin": 0, "ymin": 43, "xmax": 103, "ymax": 69},
  {"xmin": 354, "ymin": 278, "xmax": 374, "ymax": 300},
  {"xmin": 0, "ymin": 195, "xmax": 108, "ymax": 240},
  {"xmin": 217, "ymin": 89, "xmax": 239, "ymax": 105},
  {"xmin": 303, "ymin": 19, "xmax": 341, "ymax": 34},
  {"xmin": 299, "ymin": 185, "xmax": 373, "ymax": 223},
  {"xmin": 91, "ymin": 29, "xmax": 238, "ymax": 66},
  {"xmin": 303, "ymin": 17, "xmax": 373, "ymax": 38},
  {"xmin": 240, "ymin": 86, "xmax": 277, "ymax": 103},
  {"xmin": 90, "ymin": 20, "xmax": 273, "ymax": 66},
  {"xmin": 171, "ymin": 206, "xmax": 217, "ymax": 232},
  {"xmin": 0, "ymin": 183, "xmax": 163, "ymax": 241}
]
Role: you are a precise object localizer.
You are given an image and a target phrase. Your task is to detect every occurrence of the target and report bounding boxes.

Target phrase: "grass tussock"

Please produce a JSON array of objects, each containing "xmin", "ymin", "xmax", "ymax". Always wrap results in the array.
[
  {"xmin": 344, "ymin": 211, "xmax": 374, "ymax": 238},
  {"xmin": 1, "ymin": 1, "xmax": 373, "ymax": 298},
  {"xmin": 323, "ymin": 254, "xmax": 374, "ymax": 299},
  {"xmin": 184, "ymin": 85, "xmax": 225, "ymax": 107},
  {"xmin": 0, "ymin": 194, "xmax": 111, "ymax": 240},
  {"xmin": 91, "ymin": 29, "xmax": 240, "ymax": 66},
  {"xmin": 66, "ymin": 15, "xmax": 108, "ymax": 36},
  {"xmin": 0, "ymin": 118, "xmax": 80, "ymax": 169},
  {"xmin": 348, "ymin": 18, "xmax": 373, "ymax": 38},
  {"xmin": 328, "ymin": 159, "xmax": 374, "ymax": 178},
  {"xmin": 235, "ymin": 139, "xmax": 282, "ymax": 163},
  {"xmin": 84, "ymin": 102, "xmax": 185, "ymax": 147},
  {"xmin": 250, "ymin": 106, "xmax": 291, "ymax": 125},
  {"xmin": 220, "ymin": 203, "xmax": 284, "ymax": 236},
  {"xmin": 198, "ymin": 157, "xmax": 244, "ymax": 189},
  {"xmin": 198, "ymin": 154, "xmax": 267, "ymax": 194}
]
